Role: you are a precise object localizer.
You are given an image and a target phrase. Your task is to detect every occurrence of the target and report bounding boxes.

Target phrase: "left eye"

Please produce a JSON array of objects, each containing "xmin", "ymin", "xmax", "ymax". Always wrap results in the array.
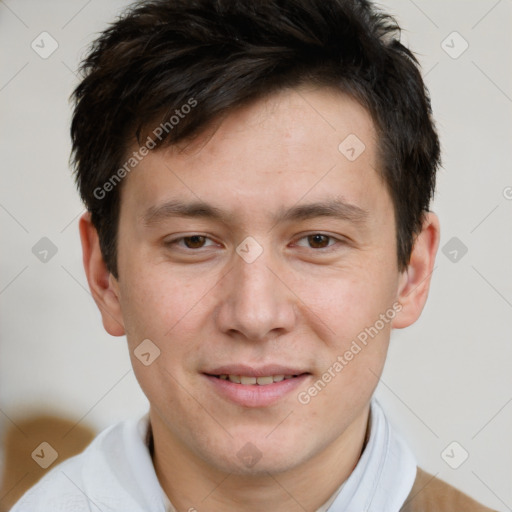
[
  {"xmin": 167, "ymin": 235, "xmax": 217, "ymax": 249},
  {"xmin": 295, "ymin": 234, "xmax": 339, "ymax": 250}
]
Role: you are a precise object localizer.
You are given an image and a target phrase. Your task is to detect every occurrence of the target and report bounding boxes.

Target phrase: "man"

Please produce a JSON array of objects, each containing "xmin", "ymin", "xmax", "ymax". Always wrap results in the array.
[{"xmin": 11, "ymin": 0, "xmax": 497, "ymax": 510}]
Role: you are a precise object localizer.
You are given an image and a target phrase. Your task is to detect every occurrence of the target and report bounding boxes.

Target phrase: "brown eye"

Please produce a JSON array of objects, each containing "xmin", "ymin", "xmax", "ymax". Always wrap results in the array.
[
  {"xmin": 293, "ymin": 233, "xmax": 345, "ymax": 252},
  {"xmin": 307, "ymin": 234, "xmax": 331, "ymax": 249},
  {"xmin": 182, "ymin": 235, "xmax": 207, "ymax": 249},
  {"xmin": 297, "ymin": 233, "xmax": 343, "ymax": 252},
  {"xmin": 165, "ymin": 235, "xmax": 217, "ymax": 250}
]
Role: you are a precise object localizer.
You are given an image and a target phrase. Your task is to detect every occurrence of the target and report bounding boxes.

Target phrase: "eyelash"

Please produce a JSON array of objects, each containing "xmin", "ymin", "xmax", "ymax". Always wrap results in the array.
[{"xmin": 165, "ymin": 233, "xmax": 344, "ymax": 252}]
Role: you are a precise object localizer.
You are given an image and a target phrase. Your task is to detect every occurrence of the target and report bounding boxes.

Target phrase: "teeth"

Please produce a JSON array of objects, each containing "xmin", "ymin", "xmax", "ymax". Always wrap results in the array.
[
  {"xmin": 219, "ymin": 374, "xmax": 295, "ymax": 385},
  {"xmin": 256, "ymin": 376, "xmax": 273, "ymax": 385}
]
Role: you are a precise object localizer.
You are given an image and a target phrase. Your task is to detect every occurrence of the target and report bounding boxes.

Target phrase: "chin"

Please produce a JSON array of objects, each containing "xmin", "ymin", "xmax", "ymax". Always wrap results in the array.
[
  {"xmin": 202, "ymin": 432, "xmax": 308, "ymax": 476},
  {"xmin": 213, "ymin": 451, "xmax": 303, "ymax": 476}
]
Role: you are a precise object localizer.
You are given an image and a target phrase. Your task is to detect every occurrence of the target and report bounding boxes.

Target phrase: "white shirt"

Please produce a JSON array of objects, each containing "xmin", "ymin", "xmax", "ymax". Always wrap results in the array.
[{"xmin": 11, "ymin": 398, "xmax": 417, "ymax": 512}]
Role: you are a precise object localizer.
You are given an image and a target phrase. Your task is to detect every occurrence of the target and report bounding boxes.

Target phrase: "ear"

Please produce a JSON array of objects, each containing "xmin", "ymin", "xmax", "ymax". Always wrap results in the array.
[
  {"xmin": 79, "ymin": 212, "xmax": 125, "ymax": 336},
  {"xmin": 392, "ymin": 212, "xmax": 440, "ymax": 329}
]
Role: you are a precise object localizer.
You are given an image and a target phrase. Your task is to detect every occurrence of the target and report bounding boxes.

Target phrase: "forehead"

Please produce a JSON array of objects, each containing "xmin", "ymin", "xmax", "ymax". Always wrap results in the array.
[{"xmin": 120, "ymin": 86, "xmax": 390, "ymax": 227}]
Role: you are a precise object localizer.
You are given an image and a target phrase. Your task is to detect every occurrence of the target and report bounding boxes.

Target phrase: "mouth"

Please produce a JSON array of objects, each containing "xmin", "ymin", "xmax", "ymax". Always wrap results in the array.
[
  {"xmin": 208, "ymin": 374, "xmax": 304, "ymax": 385},
  {"xmin": 203, "ymin": 365, "xmax": 311, "ymax": 407}
]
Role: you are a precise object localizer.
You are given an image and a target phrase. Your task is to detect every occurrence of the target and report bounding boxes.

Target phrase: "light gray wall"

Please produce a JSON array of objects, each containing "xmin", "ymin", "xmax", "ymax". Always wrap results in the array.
[{"xmin": 1, "ymin": 0, "xmax": 511, "ymax": 509}]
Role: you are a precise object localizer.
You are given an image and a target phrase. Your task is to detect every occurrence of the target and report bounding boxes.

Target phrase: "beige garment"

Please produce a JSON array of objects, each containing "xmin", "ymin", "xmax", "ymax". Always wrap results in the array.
[{"xmin": 400, "ymin": 467, "xmax": 497, "ymax": 512}]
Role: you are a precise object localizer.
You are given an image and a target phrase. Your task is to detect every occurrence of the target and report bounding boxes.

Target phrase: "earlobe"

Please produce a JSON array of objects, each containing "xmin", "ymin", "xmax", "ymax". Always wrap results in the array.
[
  {"xmin": 392, "ymin": 212, "xmax": 440, "ymax": 329},
  {"xmin": 79, "ymin": 212, "xmax": 125, "ymax": 337}
]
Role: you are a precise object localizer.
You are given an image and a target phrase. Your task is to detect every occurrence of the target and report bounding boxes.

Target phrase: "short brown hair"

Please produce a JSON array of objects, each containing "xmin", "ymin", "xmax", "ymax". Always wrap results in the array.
[{"xmin": 71, "ymin": 0, "xmax": 440, "ymax": 278}]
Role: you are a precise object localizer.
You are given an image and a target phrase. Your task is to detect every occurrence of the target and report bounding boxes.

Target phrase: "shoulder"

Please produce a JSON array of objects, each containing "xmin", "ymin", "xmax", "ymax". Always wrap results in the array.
[
  {"xmin": 9, "ymin": 449, "xmax": 101, "ymax": 512},
  {"xmin": 10, "ymin": 416, "xmax": 153, "ymax": 512},
  {"xmin": 400, "ymin": 467, "xmax": 498, "ymax": 512}
]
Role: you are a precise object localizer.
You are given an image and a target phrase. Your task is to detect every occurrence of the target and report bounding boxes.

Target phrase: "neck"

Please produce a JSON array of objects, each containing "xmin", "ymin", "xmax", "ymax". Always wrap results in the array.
[{"xmin": 150, "ymin": 404, "xmax": 370, "ymax": 512}]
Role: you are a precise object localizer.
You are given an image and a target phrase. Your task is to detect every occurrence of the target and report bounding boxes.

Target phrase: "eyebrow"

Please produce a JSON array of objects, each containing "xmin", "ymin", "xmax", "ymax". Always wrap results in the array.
[{"xmin": 142, "ymin": 197, "xmax": 369, "ymax": 227}]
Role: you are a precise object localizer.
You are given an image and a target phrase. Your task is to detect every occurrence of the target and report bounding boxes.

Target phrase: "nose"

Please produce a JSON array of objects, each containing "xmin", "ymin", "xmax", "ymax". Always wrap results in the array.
[{"xmin": 214, "ymin": 242, "xmax": 297, "ymax": 343}]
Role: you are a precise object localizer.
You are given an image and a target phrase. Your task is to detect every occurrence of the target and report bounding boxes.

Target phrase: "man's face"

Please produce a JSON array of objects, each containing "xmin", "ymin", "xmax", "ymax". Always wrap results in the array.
[{"xmin": 114, "ymin": 86, "xmax": 405, "ymax": 474}]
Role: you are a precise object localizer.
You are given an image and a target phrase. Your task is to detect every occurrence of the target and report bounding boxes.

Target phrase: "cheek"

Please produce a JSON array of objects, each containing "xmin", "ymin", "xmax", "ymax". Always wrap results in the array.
[
  {"xmin": 296, "ymin": 321, "xmax": 390, "ymax": 424},
  {"xmin": 293, "ymin": 267, "xmax": 394, "ymax": 343},
  {"xmin": 119, "ymin": 263, "xmax": 216, "ymax": 339},
  {"xmin": 118, "ymin": 264, "xmax": 226, "ymax": 402}
]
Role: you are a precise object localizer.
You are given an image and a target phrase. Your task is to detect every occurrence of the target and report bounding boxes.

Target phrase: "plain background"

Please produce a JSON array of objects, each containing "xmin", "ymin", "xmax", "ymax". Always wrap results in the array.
[{"xmin": 1, "ymin": 0, "xmax": 511, "ymax": 510}]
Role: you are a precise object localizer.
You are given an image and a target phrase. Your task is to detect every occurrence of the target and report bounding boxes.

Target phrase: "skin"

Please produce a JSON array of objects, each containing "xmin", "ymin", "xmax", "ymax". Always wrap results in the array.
[{"xmin": 80, "ymin": 85, "xmax": 440, "ymax": 512}]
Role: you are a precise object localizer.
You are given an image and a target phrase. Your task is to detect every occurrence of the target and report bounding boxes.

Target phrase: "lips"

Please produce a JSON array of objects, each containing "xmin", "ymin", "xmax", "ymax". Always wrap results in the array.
[{"xmin": 203, "ymin": 364, "xmax": 310, "ymax": 407}]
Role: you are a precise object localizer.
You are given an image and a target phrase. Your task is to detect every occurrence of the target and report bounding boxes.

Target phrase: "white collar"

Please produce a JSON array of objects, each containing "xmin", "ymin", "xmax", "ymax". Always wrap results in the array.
[{"xmin": 325, "ymin": 398, "xmax": 417, "ymax": 511}]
